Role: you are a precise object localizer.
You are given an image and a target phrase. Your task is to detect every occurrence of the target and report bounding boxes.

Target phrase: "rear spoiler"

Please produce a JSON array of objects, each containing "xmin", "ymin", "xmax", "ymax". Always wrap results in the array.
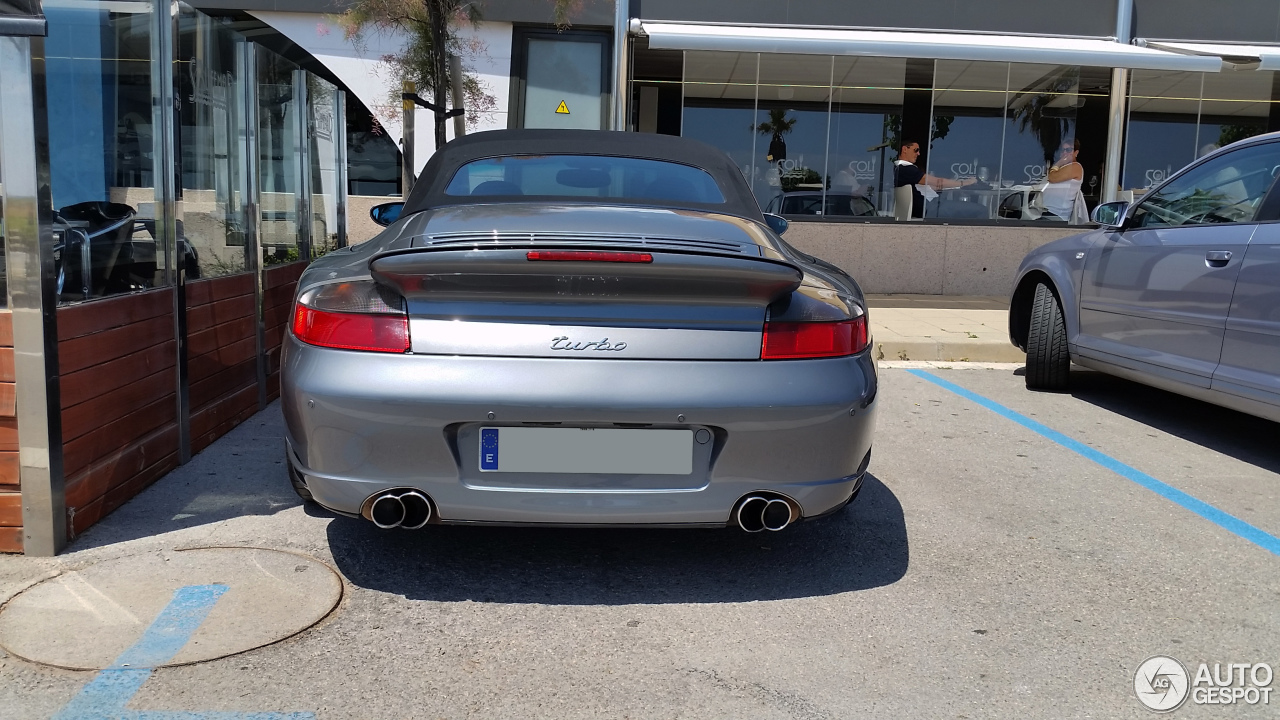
[{"xmin": 369, "ymin": 247, "xmax": 803, "ymax": 307}]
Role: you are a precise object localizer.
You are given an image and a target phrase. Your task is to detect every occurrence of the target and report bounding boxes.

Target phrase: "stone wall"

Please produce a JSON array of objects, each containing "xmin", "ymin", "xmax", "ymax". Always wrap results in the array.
[
  {"xmin": 784, "ymin": 222, "xmax": 1080, "ymax": 296},
  {"xmin": 344, "ymin": 199, "xmax": 1083, "ymax": 295}
]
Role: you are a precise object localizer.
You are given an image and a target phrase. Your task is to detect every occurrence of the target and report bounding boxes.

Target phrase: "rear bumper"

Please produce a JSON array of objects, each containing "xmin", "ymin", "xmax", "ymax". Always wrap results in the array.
[{"xmin": 281, "ymin": 335, "xmax": 878, "ymax": 525}]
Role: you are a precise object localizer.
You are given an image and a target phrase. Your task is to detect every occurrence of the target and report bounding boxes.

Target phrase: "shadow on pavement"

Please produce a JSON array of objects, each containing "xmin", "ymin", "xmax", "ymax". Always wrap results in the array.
[
  {"xmin": 67, "ymin": 411, "xmax": 308, "ymax": 551},
  {"xmin": 1067, "ymin": 370, "xmax": 1280, "ymax": 474},
  {"xmin": 327, "ymin": 473, "xmax": 908, "ymax": 604}
]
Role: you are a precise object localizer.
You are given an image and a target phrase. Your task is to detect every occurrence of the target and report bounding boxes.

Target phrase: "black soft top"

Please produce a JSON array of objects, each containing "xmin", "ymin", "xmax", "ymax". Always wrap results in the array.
[{"xmin": 401, "ymin": 129, "xmax": 763, "ymax": 220}]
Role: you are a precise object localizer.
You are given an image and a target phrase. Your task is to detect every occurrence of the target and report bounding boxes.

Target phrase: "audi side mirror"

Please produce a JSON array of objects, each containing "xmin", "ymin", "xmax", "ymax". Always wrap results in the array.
[
  {"xmin": 370, "ymin": 202, "xmax": 405, "ymax": 227},
  {"xmin": 763, "ymin": 213, "xmax": 789, "ymax": 235},
  {"xmin": 1091, "ymin": 201, "xmax": 1129, "ymax": 229}
]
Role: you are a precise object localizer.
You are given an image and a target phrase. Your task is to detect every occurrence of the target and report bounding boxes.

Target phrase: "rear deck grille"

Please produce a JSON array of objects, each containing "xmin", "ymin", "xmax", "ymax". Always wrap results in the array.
[{"xmin": 414, "ymin": 232, "xmax": 753, "ymax": 255}]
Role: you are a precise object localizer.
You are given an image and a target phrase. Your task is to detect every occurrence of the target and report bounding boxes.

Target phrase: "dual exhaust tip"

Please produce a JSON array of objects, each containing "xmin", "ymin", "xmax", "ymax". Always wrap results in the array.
[
  {"xmin": 735, "ymin": 495, "xmax": 796, "ymax": 532},
  {"xmin": 366, "ymin": 489, "xmax": 795, "ymax": 532},
  {"xmin": 365, "ymin": 490, "xmax": 433, "ymax": 529}
]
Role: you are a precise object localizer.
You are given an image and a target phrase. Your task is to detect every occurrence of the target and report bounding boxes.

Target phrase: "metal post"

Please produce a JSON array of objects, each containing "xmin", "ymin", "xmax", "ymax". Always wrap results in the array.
[
  {"xmin": 402, "ymin": 80, "xmax": 415, "ymax": 199},
  {"xmin": 293, "ymin": 69, "xmax": 311, "ymax": 261},
  {"xmin": 240, "ymin": 42, "xmax": 266, "ymax": 410},
  {"xmin": 153, "ymin": 0, "xmax": 188, "ymax": 464},
  {"xmin": 1, "ymin": 36, "xmax": 66, "ymax": 555},
  {"xmin": 1102, "ymin": 0, "xmax": 1135, "ymax": 203},
  {"xmin": 449, "ymin": 54, "xmax": 466, "ymax": 138},
  {"xmin": 610, "ymin": 0, "xmax": 630, "ymax": 130},
  {"xmin": 335, "ymin": 89, "xmax": 348, "ymax": 249}
]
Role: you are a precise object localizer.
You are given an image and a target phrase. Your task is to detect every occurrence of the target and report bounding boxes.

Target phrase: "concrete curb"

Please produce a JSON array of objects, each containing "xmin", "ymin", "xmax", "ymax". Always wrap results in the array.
[{"xmin": 872, "ymin": 337, "xmax": 1026, "ymax": 363}]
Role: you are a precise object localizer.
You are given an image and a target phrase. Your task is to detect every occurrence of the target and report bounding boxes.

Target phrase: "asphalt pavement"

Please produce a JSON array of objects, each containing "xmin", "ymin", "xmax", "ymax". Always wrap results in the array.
[{"xmin": 1, "ymin": 364, "xmax": 1277, "ymax": 719}]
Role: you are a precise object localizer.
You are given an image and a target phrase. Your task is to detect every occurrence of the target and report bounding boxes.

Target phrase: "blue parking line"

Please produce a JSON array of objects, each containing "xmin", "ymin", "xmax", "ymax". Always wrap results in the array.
[
  {"xmin": 53, "ymin": 584, "xmax": 315, "ymax": 720},
  {"xmin": 907, "ymin": 369, "xmax": 1280, "ymax": 557}
]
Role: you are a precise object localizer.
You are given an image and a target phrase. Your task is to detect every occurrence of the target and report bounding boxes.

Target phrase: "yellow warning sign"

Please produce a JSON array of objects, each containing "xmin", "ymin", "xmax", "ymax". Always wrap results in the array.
[{"xmin": 555, "ymin": 100, "xmax": 570, "ymax": 114}]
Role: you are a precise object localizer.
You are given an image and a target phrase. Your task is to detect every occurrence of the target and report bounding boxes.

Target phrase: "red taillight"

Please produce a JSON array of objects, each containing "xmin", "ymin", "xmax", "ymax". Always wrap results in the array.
[
  {"xmin": 292, "ymin": 304, "xmax": 410, "ymax": 353},
  {"xmin": 761, "ymin": 317, "xmax": 868, "ymax": 359},
  {"xmin": 526, "ymin": 250, "xmax": 653, "ymax": 263}
]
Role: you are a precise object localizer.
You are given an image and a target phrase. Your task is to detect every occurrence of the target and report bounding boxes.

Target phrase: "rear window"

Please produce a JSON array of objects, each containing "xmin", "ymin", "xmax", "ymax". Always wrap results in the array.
[{"xmin": 442, "ymin": 155, "xmax": 726, "ymax": 204}]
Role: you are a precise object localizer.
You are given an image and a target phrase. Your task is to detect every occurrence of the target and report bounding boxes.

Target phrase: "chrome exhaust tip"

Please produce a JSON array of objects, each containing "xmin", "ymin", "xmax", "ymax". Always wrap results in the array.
[
  {"xmin": 399, "ymin": 491, "xmax": 432, "ymax": 530},
  {"xmin": 762, "ymin": 498, "xmax": 793, "ymax": 531},
  {"xmin": 369, "ymin": 493, "xmax": 406, "ymax": 529},
  {"xmin": 735, "ymin": 496, "xmax": 768, "ymax": 533}
]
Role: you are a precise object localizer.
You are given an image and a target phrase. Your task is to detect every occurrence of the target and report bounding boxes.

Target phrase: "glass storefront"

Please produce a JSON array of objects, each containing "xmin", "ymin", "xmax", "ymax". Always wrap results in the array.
[
  {"xmin": 6, "ymin": 0, "xmax": 348, "ymax": 300},
  {"xmin": 257, "ymin": 46, "xmax": 300, "ymax": 264},
  {"xmin": 176, "ymin": 7, "xmax": 248, "ymax": 278},
  {"xmin": 657, "ymin": 49, "xmax": 1280, "ymax": 223},
  {"xmin": 309, "ymin": 75, "xmax": 342, "ymax": 255},
  {"xmin": 0, "ymin": 56, "xmax": 6, "ymax": 306},
  {"xmin": 44, "ymin": 0, "xmax": 165, "ymax": 300},
  {"xmin": 1125, "ymin": 69, "xmax": 1275, "ymax": 194}
]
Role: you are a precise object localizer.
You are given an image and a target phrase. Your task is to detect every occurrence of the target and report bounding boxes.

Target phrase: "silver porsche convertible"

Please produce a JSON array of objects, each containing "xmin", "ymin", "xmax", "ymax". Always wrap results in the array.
[{"xmin": 281, "ymin": 130, "xmax": 877, "ymax": 531}]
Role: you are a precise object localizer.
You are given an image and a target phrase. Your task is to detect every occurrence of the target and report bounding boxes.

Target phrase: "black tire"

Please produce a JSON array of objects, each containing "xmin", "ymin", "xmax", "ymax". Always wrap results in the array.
[
  {"xmin": 1025, "ymin": 282, "xmax": 1070, "ymax": 391},
  {"xmin": 286, "ymin": 454, "xmax": 314, "ymax": 503}
]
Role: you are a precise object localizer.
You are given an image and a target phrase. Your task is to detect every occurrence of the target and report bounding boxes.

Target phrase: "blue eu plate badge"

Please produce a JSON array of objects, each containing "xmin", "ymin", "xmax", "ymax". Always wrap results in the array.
[{"xmin": 480, "ymin": 428, "xmax": 499, "ymax": 471}]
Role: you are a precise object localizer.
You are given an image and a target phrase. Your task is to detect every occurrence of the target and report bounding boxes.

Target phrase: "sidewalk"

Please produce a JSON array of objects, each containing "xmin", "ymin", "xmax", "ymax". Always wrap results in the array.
[{"xmin": 867, "ymin": 295, "xmax": 1025, "ymax": 363}]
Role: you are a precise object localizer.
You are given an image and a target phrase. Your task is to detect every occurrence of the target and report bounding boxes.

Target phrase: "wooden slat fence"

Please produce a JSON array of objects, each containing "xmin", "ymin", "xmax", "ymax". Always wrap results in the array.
[
  {"xmin": 263, "ymin": 262, "xmax": 306, "ymax": 402},
  {"xmin": 187, "ymin": 272, "xmax": 260, "ymax": 454},
  {"xmin": 59, "ymin": 290, "xmax": 180, "ymax": 539},
  {"xmin": 0, "ymin": 311, "xmax": 19, "ymax": 552}
]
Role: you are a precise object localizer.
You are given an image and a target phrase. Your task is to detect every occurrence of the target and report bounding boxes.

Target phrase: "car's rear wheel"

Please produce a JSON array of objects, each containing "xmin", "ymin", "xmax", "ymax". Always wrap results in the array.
[{"xmin": 1025, "ymin": 282, "xmax": 1070, "ymax": 391}]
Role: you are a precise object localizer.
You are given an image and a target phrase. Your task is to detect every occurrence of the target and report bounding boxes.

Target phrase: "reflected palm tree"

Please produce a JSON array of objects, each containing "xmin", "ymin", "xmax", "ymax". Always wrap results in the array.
[
  {"xmin": 757, "ymin": 108, "xmax": 796, "ymax": 162},
  {"xmin": 1007, "ymin": 68, "xmax": 1080, "ymax": 165}
]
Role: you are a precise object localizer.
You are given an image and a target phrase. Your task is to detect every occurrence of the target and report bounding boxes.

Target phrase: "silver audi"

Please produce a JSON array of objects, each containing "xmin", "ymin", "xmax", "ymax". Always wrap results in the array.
[
  {"xmin": 1010, "ymin": 132, "xmax": 1280, "ymax": 423},
  {"xmin": 281, "ymin": 130, "xmax": 878, "ymax": 532}
]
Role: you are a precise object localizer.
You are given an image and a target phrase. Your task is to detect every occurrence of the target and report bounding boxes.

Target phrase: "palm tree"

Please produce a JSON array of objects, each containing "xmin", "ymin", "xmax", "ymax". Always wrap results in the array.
[{"xmin": 757, "ymin": 108, "xmax": 797, "ymax": 162}]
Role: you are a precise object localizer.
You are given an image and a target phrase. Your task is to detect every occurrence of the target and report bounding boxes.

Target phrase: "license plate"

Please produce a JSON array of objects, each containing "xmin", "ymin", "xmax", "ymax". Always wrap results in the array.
[{"xmin": 479, "ymin": 427, "xmax": 693, "ymax": 475}]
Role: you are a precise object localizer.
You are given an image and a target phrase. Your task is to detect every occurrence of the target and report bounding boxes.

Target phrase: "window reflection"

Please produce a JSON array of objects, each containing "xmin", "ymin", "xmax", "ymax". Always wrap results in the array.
[
  {"xmin": 754, "ymin": 54, "xmax": 833, "ymax": 210},
  {"xmin": 828, "ymin": 57, "xmax": 905, "ymax": 217},
  {"xmin": 681, "ymin": 51, "xmax": 759, "ymax": 195},
  {"xmin": 257, "ymin": 47, "xmax": 300, "ymax": 264},
  {"xmin": 310, "ymin": 76, "xmax": 342, "ymax": 255},
  {"xmin": 176, "ymin": 8, "xmax": 247, "ymax": 278},
  {"xmin": 44, "ymin": 0, "xmax": 166, "ymax": 302}
]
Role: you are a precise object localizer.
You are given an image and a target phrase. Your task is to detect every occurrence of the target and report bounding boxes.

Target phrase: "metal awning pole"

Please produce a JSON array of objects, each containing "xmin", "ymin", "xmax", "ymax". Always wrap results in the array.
[
  {"xmin": 0, "ymin": 35, "xmax": 66, "ymax": 555},
  {"xmin": 610, "ymin": 0, "xmax": 630, "ymax": 130},
  {"xmin": 1102, "ymin": 0, "xmax": 1135, "ymax": 203}
]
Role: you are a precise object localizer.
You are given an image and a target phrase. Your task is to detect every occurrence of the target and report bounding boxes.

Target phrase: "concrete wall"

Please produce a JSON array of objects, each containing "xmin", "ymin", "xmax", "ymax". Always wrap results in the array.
[
  {"xmin": 345, "ymin": 205, "xmax": 1079, "ymax": 295},
  {"xmin": 785, "ymin": 222, "xmax": 1080, "ymax": 296},
  {"xmin": 348, "ymin": 195, "xmax": 392, "ymax": 245}
]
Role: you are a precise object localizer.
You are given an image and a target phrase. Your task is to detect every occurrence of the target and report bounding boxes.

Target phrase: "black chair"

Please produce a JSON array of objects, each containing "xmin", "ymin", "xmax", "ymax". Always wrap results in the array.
[{"xmin": 55, "ymin": 201, "xmax": 139, "ymax": 299}]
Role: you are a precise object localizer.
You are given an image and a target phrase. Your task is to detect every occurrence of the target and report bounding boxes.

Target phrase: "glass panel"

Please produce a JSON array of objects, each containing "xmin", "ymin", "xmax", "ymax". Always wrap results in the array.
[
  {"xmin": 682, "ymin": 51, "xmax": 758, "ymax": 197},
  {"xmin": 753, "ymin": 54, "xmax": 833, "ymax": 210},
  {"xmin": 524, "ymin": 38, "xmax": 603, "ymax": 130},
  {"xmin": 1002, "ymin": 64, "xmax": 1082, "ymax": 223},
  {"xmin": 1197, "ymin": 70, "xmax": 1274, "ymax": 155},
  {"xmin": 309, "ymin": 75, "xmax": 340, "ymax": 256},
  {"xmin": 346, "ymin": 92, "xmax": 400, "ymax": 197},
  {"xmin": 926, "ymin": 60, "xmax": 1006, "ymax": 220},
  {"xmin": 443, "ymin": 155, "xmax": 725, "ymax": 203},
  {"xmin": 1131, "ymin": 142, "xmax": 1280, "ymax": 227},
  {"xmin": 257, "ymin": 46, "xmax": 300, "ymax": 265},
  {"xmin": 0, "ymin": 52, "xmax": 6, "ymax": 306},
  {"xmin": 1003, "ymin": 65, "xmax": 1079, "ymax": 186},
  {"xmin": 176, "ymin": 8, "xmax": 248, "ymax": 278},
  {"xmin": 44, "ymin": 0, "xmax": 163, "ymax": 302},
  {"xmin": 828, "ymin": 57, "xmax": 906, "ymax": 217},
  {"xmin": 1124, "ymin": 70, "xmax": 1203, "ymax": 192}
]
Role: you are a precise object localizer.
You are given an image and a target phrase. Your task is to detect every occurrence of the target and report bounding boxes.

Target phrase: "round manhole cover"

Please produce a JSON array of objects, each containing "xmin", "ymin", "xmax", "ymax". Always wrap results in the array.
[{"xmin": 0, "ymin": 547, "xmax": 342, "ymax": 670}]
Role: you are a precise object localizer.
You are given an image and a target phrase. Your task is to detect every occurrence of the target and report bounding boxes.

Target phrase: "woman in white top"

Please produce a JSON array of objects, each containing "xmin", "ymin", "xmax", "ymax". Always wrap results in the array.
[{"xmin": 1040, "ymin": 138, "xmax": 1087, "ymax": 224}]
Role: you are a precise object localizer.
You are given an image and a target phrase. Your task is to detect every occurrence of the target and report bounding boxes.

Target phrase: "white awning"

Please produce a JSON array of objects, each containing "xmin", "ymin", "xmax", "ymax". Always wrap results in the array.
[
  {"xmin": 1143, "ymin": 41, "xmax": 1280, "ymax": 71},
  {"xmin": 639, "ymin": 22, "xmax": 1224, "ymax": 73}
]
